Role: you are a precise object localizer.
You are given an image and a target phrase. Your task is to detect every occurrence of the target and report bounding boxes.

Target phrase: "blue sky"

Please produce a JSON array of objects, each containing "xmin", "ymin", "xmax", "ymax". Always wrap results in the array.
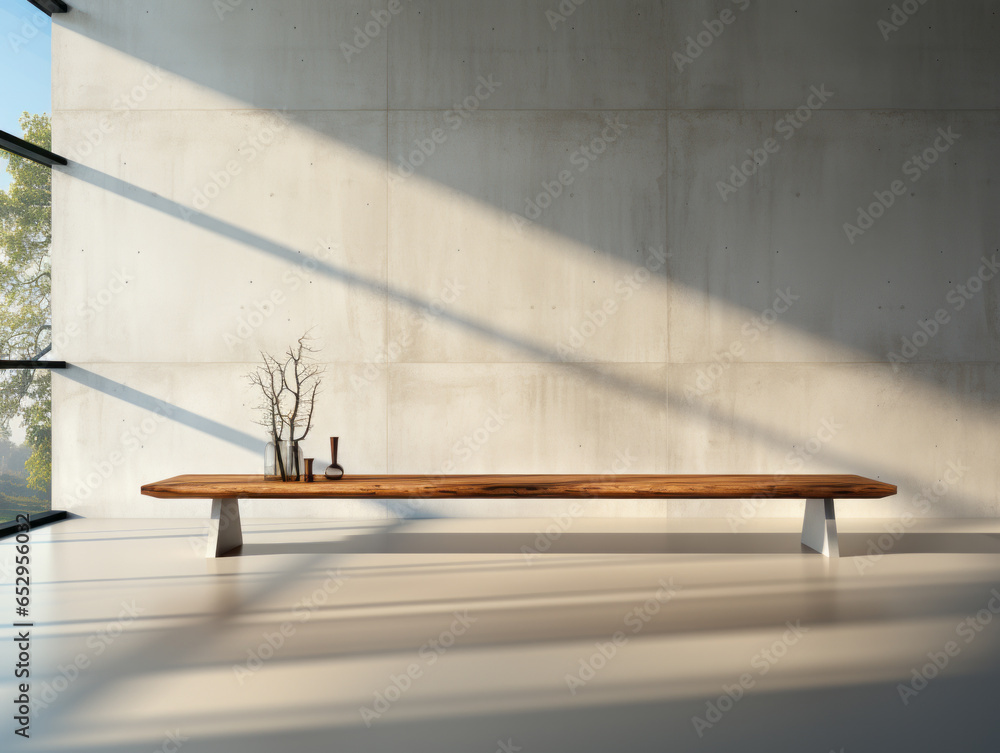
[
  {"xmin": 1, "ymin": 0, "xmax": 52, "ymax": 191},
  {"xmin": 1, "ymin": 0, "xmax": 51, "ymax": 447}
]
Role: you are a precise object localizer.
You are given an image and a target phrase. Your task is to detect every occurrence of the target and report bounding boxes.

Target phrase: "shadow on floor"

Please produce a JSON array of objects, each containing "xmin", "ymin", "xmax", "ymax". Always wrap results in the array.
[
  {"xmin": 38, "ymin": 671, "xmax": 1000, "ymax": 753},
  {"xmin": 230, "ymin": 529, "xmax": 1000, "ymax": 557}
]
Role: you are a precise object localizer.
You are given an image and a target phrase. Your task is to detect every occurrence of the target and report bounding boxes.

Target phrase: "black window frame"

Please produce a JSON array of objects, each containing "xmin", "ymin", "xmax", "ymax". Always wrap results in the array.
[{"xmin": 0, "ymin": 0, "xmax": 70, "ymax": 533}]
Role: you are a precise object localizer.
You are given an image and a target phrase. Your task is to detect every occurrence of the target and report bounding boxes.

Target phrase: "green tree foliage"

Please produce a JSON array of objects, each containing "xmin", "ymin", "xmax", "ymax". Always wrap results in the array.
[
  {"xmin": 0, "ymin": 113, "xmax": 52, "ymax": 492},
  {"xmin": 23, "ymin": 380, "xmax": 50, "ymax": 491}
]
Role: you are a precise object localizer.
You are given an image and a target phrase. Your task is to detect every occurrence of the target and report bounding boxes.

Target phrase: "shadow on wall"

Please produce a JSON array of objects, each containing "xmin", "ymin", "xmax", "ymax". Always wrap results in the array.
[
  {"xmin": 51, "ymin": 0, "xmax": 1000, "ymax": 368},
  {"xmin": 47, "ymin": 2, "xmax": 1000, "ymax": 521},
  {"xmin": 57, "ymin": 166, "xmax": 992, "ymax": 515},
  {"xmin": 61, "ymin": 364, "xmax": 263, "ymax": 452}
]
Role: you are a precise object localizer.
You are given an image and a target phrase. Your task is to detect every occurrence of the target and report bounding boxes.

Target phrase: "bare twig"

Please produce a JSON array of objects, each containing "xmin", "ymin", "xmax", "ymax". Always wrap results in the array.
[{"xmin": 247, "ymin": 330, "xmax": 324, "ymax": 446}]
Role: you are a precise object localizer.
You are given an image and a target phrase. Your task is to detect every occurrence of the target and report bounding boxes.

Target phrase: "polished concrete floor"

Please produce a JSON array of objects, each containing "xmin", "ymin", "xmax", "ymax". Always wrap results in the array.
[{"xmin": 3, "ymin": 515, "xmax": 1000, "ymax": 753}]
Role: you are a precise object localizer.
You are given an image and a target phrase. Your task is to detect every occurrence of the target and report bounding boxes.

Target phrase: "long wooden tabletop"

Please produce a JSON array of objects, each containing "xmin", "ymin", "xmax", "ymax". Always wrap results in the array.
[{"xmin": 141, "ymin": 474, "xmax": 896, "ymax": 499}]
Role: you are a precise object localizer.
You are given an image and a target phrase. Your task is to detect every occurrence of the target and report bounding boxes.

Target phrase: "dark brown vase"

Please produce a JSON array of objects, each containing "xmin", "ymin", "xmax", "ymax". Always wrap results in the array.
[{"xmin": 325, "ymin": 437, "xmax": 344, "ymax": 480}]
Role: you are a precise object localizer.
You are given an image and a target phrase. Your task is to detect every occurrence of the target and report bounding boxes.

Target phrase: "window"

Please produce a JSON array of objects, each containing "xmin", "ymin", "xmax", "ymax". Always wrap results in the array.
[{"xmin": 0, "ymin": 0, "xmax": 66, "ymax": 530}]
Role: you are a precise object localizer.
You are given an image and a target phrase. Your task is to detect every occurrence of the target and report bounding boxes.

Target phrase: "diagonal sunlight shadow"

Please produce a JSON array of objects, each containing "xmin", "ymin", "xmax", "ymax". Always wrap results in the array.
[
  {"xmin": 66, "ymin": 163, "xmax": 554, "ymax": 361},
  {"xmin": 59, "ymin": 164, "xmax": 986, "ymax": 513},
  {"xmin": 29, "ymin": 526, "xmax": 1000, "ymax": 753},
  {"xmin": 48, "ymin": 12, "xmax": 999, "ymax": 520},
  {"xmin": 38, "ymin": 672, "xmax": 1000, "ymax": 753},
  {"xmin": 38, "ymin": 545, "xmax": 339, "ymax": 734},
  {"xmin": 238, "ymin": 531, "xmax": 1000, "ymax": 558},
  {"xmin": 36, "ymin": 11, "xmax": 1000, "ymax": 751},
  {"xmin": 61, "ymin": 364, "xmax": 263, "ymax": 451},
  {"xmin": 37, "ymin": 574, "xmax": 1000, "ymax": 659},
  {"xmin": 52, "ymin": 5, "xmax": 1000, "ymax": 377}
]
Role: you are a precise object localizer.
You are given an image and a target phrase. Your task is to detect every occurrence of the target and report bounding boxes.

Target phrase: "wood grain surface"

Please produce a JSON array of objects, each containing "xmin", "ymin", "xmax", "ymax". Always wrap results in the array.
[{"xmin": 141, "ymin": 474, "xmax": 896, "ymax": 499}]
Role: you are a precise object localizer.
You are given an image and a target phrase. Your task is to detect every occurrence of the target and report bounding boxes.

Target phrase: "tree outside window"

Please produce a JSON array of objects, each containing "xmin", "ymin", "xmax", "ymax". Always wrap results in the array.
[{"xmin": 0, "ymin": 112, "xmax": 52, "ymax": 520}]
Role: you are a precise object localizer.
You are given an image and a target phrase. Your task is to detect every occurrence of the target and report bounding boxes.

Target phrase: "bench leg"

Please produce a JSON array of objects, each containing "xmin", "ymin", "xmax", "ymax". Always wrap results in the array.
[
  {"xmin": 208, "ymin": 498, "xmax": 243, "ymax": 557},
  {"xmin": 801, "ymin": 498, "xmax": 839, "ymax": 557}
]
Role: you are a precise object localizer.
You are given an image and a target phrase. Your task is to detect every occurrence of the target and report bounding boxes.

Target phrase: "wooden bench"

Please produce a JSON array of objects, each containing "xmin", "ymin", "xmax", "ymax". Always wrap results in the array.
[{"xmin": 140, "ymin": 474, "xmax": 896, "ymax": 558}]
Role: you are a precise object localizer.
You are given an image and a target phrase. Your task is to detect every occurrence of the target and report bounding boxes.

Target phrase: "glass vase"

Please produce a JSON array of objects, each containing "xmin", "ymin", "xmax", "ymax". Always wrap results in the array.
[{"xmin": 265, "ymin": 439, "xmax": 302, "ymax": 481}]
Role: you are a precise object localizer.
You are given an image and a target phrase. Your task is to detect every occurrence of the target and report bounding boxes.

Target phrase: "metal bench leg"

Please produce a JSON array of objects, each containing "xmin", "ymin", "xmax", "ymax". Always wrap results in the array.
[
  {"xmin": 801, "ymin": 497, "xmax": 839, "ymax": 557},
  {"xmin": 208, "ymin": 498, "xmax": 243, "ymax": 557}
]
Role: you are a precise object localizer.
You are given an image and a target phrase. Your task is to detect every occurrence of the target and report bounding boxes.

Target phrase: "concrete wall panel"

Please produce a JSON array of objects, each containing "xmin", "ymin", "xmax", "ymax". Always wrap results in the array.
[
  {"xmin": 385, "ymin": 362, "xmax": 668, "ymax": 517},
  {"xmin": 52, "ymin": 109, "xmax": 389, "ymax": 364},
  {"xmin": 667, "ymin": 0, "xmax": 1000, "ymax": 110},
  {"xmin": 49, "ymin": 1, "xmax": 1000, "ymax": 519},
  {"xmin": 387, "ymin": 109, "xmax": 667, "ymax": 364},
  {"xmin": 54, "ymin": 0, "xmax": 388, "ymax": 111},
  {"xmin": 53, "ymin": 362, "xmax": 389, "ymax": 518},
  {"xmin": 667, "ymin": 109, "xmax": 1000, "ymax": 364},
  {"xmin": 667, "ymin": 362, "xmax": 1000, "ymax": 519},
  {"xmin": 390, "ymin": 0, "xmax": 667, "ymax": 110}
]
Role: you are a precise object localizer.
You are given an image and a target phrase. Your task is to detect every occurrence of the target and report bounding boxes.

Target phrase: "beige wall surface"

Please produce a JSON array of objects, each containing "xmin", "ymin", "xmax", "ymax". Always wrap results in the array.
[{"xmin": 51, "ymin": 0, "xmax": 1000, "ymax": 519}]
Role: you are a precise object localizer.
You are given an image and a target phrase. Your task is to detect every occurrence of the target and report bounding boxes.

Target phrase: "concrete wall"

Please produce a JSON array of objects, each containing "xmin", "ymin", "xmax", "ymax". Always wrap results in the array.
[{"xmin": 50, "ymin": 0, "xmax": 1000, "ymax": 520}]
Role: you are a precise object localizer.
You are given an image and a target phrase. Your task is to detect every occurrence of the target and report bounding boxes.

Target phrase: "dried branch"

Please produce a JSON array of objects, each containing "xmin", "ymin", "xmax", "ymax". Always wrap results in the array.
[{"xmin": 247, "ymin": 330, "xmax": 324, "ymax": 443}]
